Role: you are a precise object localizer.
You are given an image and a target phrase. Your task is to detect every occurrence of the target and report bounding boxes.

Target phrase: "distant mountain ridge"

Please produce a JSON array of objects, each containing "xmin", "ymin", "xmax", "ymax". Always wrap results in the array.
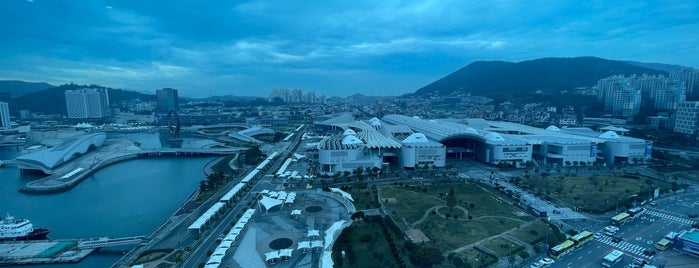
[
  {"xmin": 9, "ymin": 84, "xmax": 155, "ymax": 115},
  {"xmin": 0, "ymin": 80, "xmax": 54, "ymax": 97},
  {"xmin": 414, "ymin": 57, "xmax": 668, "ymax": 97}
]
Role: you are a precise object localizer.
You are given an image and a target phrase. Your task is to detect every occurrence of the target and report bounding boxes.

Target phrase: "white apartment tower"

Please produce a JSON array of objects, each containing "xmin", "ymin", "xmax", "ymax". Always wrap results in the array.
[
  {"xmin": 671, "ymin": 68, "xmax": 699, "ymax": 97},
  {"xmin": 0, "ymin": 101, "xmax": 10, "ymax": 129},
  {"xmin": 603, "ymin": 80, "xmax": 641, "ymax": 116},
  {"xmin": 65, "ymin": 88, "xmax": 110, "ymax": 119},
  {"xmin": 674, "ymin": 101, "xmax": 699, "ymax": 135}
]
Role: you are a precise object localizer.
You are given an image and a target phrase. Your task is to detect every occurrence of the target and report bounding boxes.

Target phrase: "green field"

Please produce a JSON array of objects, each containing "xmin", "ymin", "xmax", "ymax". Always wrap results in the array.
[
  {"xmin": 522, "ymin": 174, "xmax": 671, "ymax": 213},
  {"xmin": 452, "ymin": 247, "xmax": 498, "ymax": 268},
  {"xmin": 381, "ymin": 182, "xmax": 535, "ymax": 253},
  {"xmin": 481, "ymin": 237, "xmax": 524, "ymax": 257}
]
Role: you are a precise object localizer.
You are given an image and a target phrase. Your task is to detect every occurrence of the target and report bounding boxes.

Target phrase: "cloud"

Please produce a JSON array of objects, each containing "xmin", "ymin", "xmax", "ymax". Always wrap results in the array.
[{"xmin": 0, "ymin": 0, "xmax": 697, "ymax": 97}]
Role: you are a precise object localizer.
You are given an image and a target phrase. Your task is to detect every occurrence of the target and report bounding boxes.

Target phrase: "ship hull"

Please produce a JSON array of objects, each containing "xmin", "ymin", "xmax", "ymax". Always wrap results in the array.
[{"xmin": 0, "ymin": 228, "xmax": 50, "ymax": 241}]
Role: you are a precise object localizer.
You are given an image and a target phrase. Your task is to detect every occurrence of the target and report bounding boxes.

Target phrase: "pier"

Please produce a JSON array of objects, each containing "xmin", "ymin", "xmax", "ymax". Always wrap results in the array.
[
  {"xmin": 18, "ymin": 141, "xmax": 241, "ymax": 194},
  {"xmin": 0, "ymin": 236, "xmax": 145, "ymax": 266}
]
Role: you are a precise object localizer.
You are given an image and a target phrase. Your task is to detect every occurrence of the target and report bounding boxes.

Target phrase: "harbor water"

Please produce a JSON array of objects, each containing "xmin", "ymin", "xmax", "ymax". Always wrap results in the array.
[{"xmin": 0, "ymin": 133, "xmax": 216, "ymax": 267}]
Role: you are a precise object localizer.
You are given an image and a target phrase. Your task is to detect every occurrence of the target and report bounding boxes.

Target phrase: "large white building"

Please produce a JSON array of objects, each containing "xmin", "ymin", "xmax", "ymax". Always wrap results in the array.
[
  {"xmin": 0, "ymin": 101, "xmax": 10, "ymax": 129},
  {"xmin": 314, "ymin": 114, "xmax": 653, "ymax": 171},
  {"xmin": 674, "ymin": 101, "xmax": 699, "ymax": 135},
  {"xmin": 65, "ymin": 88, "xmax": 109, "ymax": 119}
]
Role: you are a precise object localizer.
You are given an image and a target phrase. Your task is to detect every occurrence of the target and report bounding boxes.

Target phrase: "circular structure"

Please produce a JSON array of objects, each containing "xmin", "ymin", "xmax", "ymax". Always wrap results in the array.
[
  {"xmin": 305, "ymin": 205, "xmax": 323, "ymax": 213},
  {"xmin": 269, "ymin": 238, "xmax": 293, "ymax": 250}
]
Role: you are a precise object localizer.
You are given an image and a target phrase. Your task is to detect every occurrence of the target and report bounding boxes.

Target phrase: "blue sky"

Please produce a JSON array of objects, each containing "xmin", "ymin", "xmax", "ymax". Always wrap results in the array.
[{"xmin": 0, "ymin": 0, "xmax": 697, "ymax": 98}]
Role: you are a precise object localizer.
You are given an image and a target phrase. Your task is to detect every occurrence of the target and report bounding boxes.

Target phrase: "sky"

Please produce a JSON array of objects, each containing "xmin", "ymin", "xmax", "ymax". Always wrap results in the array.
[{"xmin": 0, "ymin": 0, "xmax": 698, "ymax": 98}]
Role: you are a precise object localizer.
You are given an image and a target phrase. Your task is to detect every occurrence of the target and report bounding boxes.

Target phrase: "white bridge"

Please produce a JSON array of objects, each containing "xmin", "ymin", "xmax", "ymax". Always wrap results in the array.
[{"xmin": 77, "ymin": 236, "xmax": 146, "ymax": 249}]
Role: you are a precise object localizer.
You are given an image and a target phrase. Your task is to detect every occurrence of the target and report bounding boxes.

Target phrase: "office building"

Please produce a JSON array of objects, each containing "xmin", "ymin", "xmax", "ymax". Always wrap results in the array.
[
  {"xmin": 0, "ymin": 101, "xmax": 10, "ymax": 129},
  {"xmin": 65, "ymin": 88, "xmax": 109, "ymax": 119},
  {"xmin": 674, "ymin": 101, "xmax": 699, "ymax": 135},
  {"xmin": 156, "ymin": 88, "xmax": 179, "ymax": 114}
]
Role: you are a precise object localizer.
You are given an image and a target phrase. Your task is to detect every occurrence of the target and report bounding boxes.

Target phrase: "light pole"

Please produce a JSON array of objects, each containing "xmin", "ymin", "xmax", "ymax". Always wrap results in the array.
[{"xmin": 508, "ymin": 244, "xmax": 515, "ymax": 268}]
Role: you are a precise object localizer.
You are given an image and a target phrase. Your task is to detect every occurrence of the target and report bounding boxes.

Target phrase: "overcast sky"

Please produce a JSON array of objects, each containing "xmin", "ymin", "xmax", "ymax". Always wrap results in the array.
[{"xmin": 1, "ymin": 0, "xmax": 697, "ymax": 98}]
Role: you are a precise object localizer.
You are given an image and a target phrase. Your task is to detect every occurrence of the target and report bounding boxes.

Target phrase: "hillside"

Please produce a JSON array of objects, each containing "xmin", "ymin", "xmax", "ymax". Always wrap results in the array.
[
  {"xmin": 0, "ymin": 80, "xmax": 54, "ymax": 97},
  {"xmin": 9, "ymin": 84, "xmax": 155, "ymax": 115},
  {"xmin": 414, "ymin": 57, "xmax": 667, "ymax": 97}
]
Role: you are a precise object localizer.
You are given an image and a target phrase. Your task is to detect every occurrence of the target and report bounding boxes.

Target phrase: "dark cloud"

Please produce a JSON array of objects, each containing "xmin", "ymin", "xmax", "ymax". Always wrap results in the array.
[{"xmin": 0, "ymin": 0, "xmax": 697, "ymax": 97}]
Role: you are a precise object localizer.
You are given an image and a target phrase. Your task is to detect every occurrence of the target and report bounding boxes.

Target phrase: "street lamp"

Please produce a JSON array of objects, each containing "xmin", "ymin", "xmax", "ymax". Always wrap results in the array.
[{"xmin": 508, "ymin": 244, "xmax": 515, "ymax": 268}]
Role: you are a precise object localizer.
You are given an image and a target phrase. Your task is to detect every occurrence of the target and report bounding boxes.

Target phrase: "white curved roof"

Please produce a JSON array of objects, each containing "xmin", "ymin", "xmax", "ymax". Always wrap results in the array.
[
  {"xmin": 402, "ymin": 133, "xmax": 429, "ymax": 143},
  {"xmin": 484, "ymin": 132, "xmax": 505, "ymax": 141},
  {"xmin": 598, "ymin": 131, "xmax": 620, "ymax": 139},
  {"xmin": 546, "ymin": 126, "xmax": 561, "ymax": 131},
  {"xmin": 341, "ymin": 135, "xmax": 363, "ymax": 145},
  {"xmin": 371, "ymin": 120, "xmax": 381, "ymax": 126},
  {"xmin": 15, "ymin": 132, "xmax": 106, "ymax": 171},
  {"xmin": 342, "ymin": 129, "xmax": 356, "ymax": 136},
  {"xmin": 465, "ymin": 127, "xmax": 479, "ymax": 134}
]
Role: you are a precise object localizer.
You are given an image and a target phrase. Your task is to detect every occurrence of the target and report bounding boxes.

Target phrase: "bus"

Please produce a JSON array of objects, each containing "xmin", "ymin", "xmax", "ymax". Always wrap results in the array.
[
  {"xmin": 570, "ymin": 231, "xmax": 594, "ymax": 247},
  {"xmin": 549, "ymin": 240, "xmax": 575, "ymax": 259},
  {"xmin": 601, "ymin": 250, "xmax": 624, "ymax": 267},
  {"xmin": 610, "ymin": 212, "xmax": 631, "ymax": 226},
  {"xmin": 655, "ymin": 238, "xmax": 672, "ymax": 251}
]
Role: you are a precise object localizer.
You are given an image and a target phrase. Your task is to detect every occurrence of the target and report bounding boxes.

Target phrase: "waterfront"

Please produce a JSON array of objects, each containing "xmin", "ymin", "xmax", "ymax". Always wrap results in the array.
[{"xmin": 0, "ymin": 156, "xmax": 214, "ymax": 267}]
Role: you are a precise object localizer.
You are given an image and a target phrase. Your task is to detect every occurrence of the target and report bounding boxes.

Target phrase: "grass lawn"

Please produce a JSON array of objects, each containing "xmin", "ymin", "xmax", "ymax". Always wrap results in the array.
[
  {"xmin": 381, "ymin": 186, "xmax": 444, "ymax": 225},
  {"xmin": 454, "ymin": 247, "xmax": 498, "ymax": 267},
  {"xmin": 481, "ymin": 237, "xmax": 525, "ymax": 257},
  {"xmin": 510, "ymin": 220, "xmax": 554, "ymax": 245},
  {"xmin": 523, "ymin": 174, "xmax": 671, "ymax": 213},
  {"xmin": 381, "ymin": 182, "xmax": 535, "ymax": 253},
  {"xmin": 428, "ymin": 182, "xmax": 534, "ymax": 219}
]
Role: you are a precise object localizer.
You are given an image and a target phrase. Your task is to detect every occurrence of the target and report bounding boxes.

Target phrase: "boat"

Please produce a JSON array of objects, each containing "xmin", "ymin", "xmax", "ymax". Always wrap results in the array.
[{"xmin": 0, "ymin": 213, "xmax": 51, "ymax": 241}]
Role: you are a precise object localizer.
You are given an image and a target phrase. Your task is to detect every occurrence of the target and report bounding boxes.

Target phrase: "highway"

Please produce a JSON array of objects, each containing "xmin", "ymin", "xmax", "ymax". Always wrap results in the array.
[{"xmin": 180, "ymin": 126, "xmax": 305, "ymax": 268}]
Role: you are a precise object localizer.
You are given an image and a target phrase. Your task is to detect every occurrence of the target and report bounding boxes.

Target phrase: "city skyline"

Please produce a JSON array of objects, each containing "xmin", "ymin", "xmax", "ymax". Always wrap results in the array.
[{"xmin": 0, "ymin": 1, "xmax": 698, "ymax": 98}]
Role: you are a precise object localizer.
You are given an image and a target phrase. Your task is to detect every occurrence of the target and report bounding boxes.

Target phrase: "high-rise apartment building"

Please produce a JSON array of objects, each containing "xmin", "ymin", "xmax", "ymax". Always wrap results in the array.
[
  {"xmin": 597, "ymin": 74, "xmax": 687, "ymax": 111},
  {"xmin": 601, "ymin": 80, "xmax": 641, "ymax": 117},
  {"xmin": 653, "ymin": 81, "xmax": 686, "ymax": 110},
  {"xmin": 268, "ymin": 88, "xmax": 325, "ymax": 103},
  {"xmin": 671, "ymin": 68, "xmax": 699, "ymax": 98},
  {"xmin": 0, "ymin": 101, "xmax": 10, "ymax": 129},
  {"xmin": 674, "ymin": 101, "xmax": 699, "ymax": 135},
  {"xmin": 65, "ymin": 88, "xmax": 110, "ymax": 119},
  {"xmin": 156, "ymin": 88, "xmax": 179, "ymax": 114}
]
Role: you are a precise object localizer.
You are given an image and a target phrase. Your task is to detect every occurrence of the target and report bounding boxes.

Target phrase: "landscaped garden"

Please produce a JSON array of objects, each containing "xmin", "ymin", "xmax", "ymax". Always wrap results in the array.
[{"xmin": 518, "ymin": 173, "xmax": 672, "ymax": 213}]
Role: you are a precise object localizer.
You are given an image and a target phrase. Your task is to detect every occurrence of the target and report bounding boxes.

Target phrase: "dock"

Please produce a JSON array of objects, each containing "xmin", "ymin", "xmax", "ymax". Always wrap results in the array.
[
  {"xmin": 0, "ymin": 240, "xmax": 94, "ymax": 265},
  {"xmin": 0, "ymin": 236, "xmax": 144, "ymax": 266}
]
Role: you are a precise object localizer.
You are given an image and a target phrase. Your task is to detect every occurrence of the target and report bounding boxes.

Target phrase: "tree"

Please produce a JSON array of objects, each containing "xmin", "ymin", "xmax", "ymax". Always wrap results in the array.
[
  {"xmin": 411, "ymin": 246, "xmax": 444, "ymax": 267},
  {"xmin": 447, "ymin": 187, "xmax": 457, "ymax": 212}
]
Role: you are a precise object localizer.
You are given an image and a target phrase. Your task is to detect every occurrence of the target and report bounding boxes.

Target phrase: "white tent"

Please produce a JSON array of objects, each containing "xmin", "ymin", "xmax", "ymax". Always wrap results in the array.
[{"xmin": 259, "ymin": 196, "xmax": 283, "ymax": 213}]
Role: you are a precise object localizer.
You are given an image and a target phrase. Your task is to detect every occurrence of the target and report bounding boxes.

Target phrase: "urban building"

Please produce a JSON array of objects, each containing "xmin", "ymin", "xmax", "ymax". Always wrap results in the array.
[
  {"xmin": 676, "ymin": 229, "xmax": 699, "ymax": 257},
  {"xmin": 602, "ymin": 80, "xmax": 641, "ymax": 117},
  {"xmin": 0, "ymin": 101, "xmax": 10, "ymax": 129},
  {"xmin": 315, "ymin": 113, "xmax": 653, "ymax": 171},
  {"xmin": 64, "ymin": 88, "xmax": 110, "ymax": 119},
  {"xmin": 674, "ymin": 101, "xmax": 699, "ymax": 135},
  {"xmin": 671, "ymin": 68, "xmax": 699, "ymax": 98},
  {"xmin": 156, "ymin": 88, "xmax": 179, "ymax": 114}
]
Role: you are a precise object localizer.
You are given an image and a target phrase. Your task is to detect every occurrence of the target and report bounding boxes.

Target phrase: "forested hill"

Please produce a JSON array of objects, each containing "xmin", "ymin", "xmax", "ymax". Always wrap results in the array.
[
  {"xmin": 0, "ymin": 80, "xmax": 54, "ymax": 97},
  {"xmin": 413, "ymin": 57, "xmax": 666, "ymax": 97},
  {"xmin": 9, "ymin": 84, "xmax": 154, "ymax": 115}
]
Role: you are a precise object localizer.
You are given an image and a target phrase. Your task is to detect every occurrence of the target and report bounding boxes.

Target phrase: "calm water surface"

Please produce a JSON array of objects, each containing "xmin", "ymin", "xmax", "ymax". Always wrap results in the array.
[{"xmin": 0, "ymin": 156, "xmax": 214, "ymax": 267}]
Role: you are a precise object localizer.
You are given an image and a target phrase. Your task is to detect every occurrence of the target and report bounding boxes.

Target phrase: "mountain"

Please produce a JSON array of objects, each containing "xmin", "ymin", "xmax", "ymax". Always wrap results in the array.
[
  {"xmin": 414, "ymin": 57, "xmax": 667, "ymax": 97},
  {"xmin": 623, "ymin": 61, "xmax": 688, "ymax": 73},
  {"xmin": 9, "ymin": 84, "xmax": 155, "ymax": 115},
  {"xmin": 0, "ymin": 80, "xmax": 54, "ymax": 97}
]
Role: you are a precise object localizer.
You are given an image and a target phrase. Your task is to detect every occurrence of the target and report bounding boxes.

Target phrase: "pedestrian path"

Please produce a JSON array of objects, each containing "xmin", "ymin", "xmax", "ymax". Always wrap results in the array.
[
  {"xmin": 595, "ymin": 235, "xmax": 648, "ymax": 258},
  {"xmin": 645, "ymin": 209, "xmax": 695, "ymax": 226}
]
